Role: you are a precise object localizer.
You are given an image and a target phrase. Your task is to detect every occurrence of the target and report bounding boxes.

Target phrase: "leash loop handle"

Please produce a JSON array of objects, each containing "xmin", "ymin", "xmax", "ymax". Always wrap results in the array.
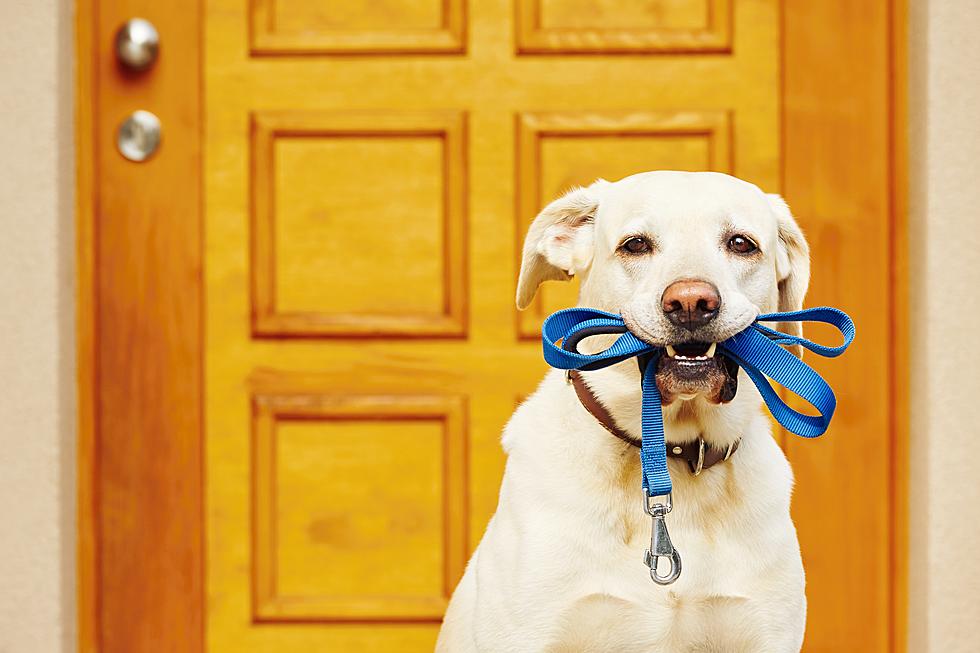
[
  {"xmin": 753, "ymin": 307, "xmax": 855, "ymax": 357},
  {"xmin": 541, "ymin": 305, "xmax": 855, "ymax": 585},
  {"xmin": 721, "ymin": 307, "xmax": 855, "ymax": 438},
  {"xmin": 543, "ymin": 309, "xmax": 656, "ymax": 370}
]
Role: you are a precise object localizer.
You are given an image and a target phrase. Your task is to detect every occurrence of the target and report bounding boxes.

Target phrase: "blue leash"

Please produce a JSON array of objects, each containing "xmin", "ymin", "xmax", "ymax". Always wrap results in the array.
[{"xmin": 541, "ymin": 306, "xmax": 855, "ymax": 583}]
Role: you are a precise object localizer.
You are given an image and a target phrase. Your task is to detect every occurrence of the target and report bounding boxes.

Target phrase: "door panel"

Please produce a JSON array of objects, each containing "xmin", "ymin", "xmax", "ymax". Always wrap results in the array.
[
  {"xmin": 249, "ymin": 110, "xmax": 468, "ymax": 337},
  {"xmin": 198, "ymin": 2, "xmax": 888, "ymax": 653},
  {"xmin": 250, "ymin": 0, "xmax": 466, "ymax": 54},
  {"xmin": 206, "ymin": 1, "xmax": 776, "ymax": 650},
  {"xmin": 250, "ymin": 391, "xmax": 467, "ymax": 623},
  {"xmin": 516, "ymin": 0, "xmax": 731, "ymax": 53}
]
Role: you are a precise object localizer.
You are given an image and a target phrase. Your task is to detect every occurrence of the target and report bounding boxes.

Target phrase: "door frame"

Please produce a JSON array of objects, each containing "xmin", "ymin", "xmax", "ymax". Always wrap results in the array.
[
  {"xmin": 76, "ymin": 1, "xmax": 908, "ymax": 651},
  {"xmin": 76, "ymin": 0, "xmax": 204, "ymax": 651}
]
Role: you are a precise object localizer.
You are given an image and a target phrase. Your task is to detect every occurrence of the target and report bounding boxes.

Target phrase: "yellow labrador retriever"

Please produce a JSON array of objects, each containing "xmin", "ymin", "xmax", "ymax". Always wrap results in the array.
[{"xmin": 436, "ymin": 171, "xmax": 810, "ymax": 653}]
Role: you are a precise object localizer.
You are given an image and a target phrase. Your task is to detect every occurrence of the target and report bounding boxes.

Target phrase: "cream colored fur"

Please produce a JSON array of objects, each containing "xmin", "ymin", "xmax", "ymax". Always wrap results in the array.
[{"xmin": 436, "ymin": 172, "xmax": 811, "ymax": 652}]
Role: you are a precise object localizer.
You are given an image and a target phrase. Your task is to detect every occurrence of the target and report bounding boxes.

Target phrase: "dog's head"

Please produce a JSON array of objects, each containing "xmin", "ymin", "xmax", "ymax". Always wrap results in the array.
[{"xmin": 518, "ymin": 171, "xmax": 810, "ymax": 404}]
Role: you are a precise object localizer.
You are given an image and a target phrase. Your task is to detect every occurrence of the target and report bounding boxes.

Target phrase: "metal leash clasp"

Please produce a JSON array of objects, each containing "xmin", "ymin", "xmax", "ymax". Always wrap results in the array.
[{"xmin": 643, "ymin": 492, "xmax": 682, "ymax": 585}]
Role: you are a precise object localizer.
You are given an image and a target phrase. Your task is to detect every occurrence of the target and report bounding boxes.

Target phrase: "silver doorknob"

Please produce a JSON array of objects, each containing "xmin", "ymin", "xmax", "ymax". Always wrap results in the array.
[
  {"xmin": 115, "ymin": 18, "xmax": 159, "ymax": 71},
  {"xmin": 117, "ymin": 110, "xmax": 162, "ymax": 162}
]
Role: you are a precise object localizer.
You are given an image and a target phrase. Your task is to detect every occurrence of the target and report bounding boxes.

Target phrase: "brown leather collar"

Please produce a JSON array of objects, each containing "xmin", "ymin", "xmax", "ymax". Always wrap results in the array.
[{"xmin": 568, "ymin": 370, "xmax": 739, "ymax": 475}]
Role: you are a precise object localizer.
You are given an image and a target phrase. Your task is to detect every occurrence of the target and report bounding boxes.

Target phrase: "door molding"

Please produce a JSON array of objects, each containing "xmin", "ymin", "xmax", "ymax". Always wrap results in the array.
[
  {"xmin": 76, "ymin": 1, "xmax": 907, "ymax": 651},
  {"xmin": 76, "ymin": 0, "xmax": 204, "ymax": 651},
  {"xmin": 780, "ymin": 2, "xmax": 908, "ymax": 650}
]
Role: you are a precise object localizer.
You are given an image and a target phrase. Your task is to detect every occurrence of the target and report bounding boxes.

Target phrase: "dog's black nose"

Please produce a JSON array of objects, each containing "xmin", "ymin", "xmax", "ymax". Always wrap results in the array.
[{"xmin": 661, "ymin": 280, "xmax": 721, "ymax": 331}]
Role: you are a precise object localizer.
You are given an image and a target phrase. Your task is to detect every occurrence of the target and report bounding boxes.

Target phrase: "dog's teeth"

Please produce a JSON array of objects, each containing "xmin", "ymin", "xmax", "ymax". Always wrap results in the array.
[
  {"xmin": 695, "ymin": 355, "xmax": 707, "ymax": 360},
  {"xmin": 665, "ymin": 344, "xmax": 677, "ymax": 358},
  {"xmin": 706, "ymin": 342, "xmax": 717, "ymax": 358}
]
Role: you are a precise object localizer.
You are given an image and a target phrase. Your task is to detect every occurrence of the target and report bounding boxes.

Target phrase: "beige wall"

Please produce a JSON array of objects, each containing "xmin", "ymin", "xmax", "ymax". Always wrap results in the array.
[
  {"xmin": 907, "ymin": 1, "xmax": 980, "ymax": 652},
  {"xmin": 0, "ymin": 1, "xmax": 75, "ymax": 652}
]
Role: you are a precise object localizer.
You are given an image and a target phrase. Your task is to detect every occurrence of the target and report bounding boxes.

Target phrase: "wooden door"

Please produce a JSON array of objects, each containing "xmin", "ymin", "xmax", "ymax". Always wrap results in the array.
[
  {"xmin": 206, "ymin": 2, "xmax": 770, "ymax": 650},
  {"xmin": 79, "ymin": 1, "xmax": 906, "ymax": 652}
]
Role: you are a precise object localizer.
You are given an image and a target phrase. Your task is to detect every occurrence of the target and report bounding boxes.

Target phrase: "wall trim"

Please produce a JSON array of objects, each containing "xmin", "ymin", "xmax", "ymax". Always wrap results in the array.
[{"xmin": 75, "ymin": 0, "xmax": 205, "ymax": 650}]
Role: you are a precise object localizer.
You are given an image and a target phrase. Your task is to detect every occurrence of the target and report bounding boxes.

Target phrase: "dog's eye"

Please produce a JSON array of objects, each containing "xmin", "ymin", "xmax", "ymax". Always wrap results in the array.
[
  {"xmin": 619, "ymin": 236, "xmax": 652, "ymax": 255},
  {"xmin": 727, "ymin": 234, "xmax": 758, "ymax": 255}
]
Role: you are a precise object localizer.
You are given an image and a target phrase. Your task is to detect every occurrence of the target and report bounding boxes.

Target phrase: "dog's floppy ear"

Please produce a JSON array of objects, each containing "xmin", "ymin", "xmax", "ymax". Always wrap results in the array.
[
  {"xmin": 516, "ymin": 182, "xmax": 605, "ymax": 310},
  {"xmin": 768, "ymin": 194, "xmax": 811, "ymax": 356}
]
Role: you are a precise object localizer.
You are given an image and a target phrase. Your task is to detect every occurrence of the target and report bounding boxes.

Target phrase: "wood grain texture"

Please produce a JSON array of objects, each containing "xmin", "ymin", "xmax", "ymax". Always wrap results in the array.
[
  {"xmin": 250, "ymin": 389, "xmax": 468, "ymax": 622},
  {"xmin": 250, "ymin": 0, "xmax": 466, "ymax": 55},
  {"xmin": 888, "ymin": 0, "xmax": 909, "ymax": 650},
  {"xmin": 250, "ymin": 110, "xmax": 468, "ymax": 338},
  {"xmin": 516, "ymin": 0, "xmax": 731, "ymax": 53},
  {"xmin": 79, "ymin": 0, "xmax": 204, "ymax": 651},
  {"xmin": 782, "ymin": 2, "xmax": 903, "ymax": 651}
]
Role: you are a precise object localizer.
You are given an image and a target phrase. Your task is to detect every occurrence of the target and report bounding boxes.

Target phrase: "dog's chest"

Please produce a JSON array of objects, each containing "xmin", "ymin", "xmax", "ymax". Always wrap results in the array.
[
  {"xmin": 538, "ymin": 509, "xmax": 762, "ymax": 652},
  {"xmin": 544, "ymin": 574, "xmax": 759, "ymax": 653},
  {"xmin": 539, "ymin": 574, "xmax": 759, "ymax": 653}
]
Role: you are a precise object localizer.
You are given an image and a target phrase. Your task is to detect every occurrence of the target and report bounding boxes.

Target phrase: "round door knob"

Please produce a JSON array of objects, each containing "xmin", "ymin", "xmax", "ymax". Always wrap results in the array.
[
  {"xmin": 117, "ymin": 110, "xmax": 162, "ymax": 162},
  {"xmin": 115, "ymin": 18, "xmax": 159, "ymax": 71}
]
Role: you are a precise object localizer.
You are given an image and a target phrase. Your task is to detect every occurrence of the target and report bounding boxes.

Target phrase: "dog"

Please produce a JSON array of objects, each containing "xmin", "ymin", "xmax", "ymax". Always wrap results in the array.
[{"xmin": 435, "ymin": 171, "xmax": 811, "ymax": 652}]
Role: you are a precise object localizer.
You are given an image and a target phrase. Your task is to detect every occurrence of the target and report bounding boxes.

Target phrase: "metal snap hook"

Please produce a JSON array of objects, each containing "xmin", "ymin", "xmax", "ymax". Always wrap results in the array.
[{"xmin": 643, "ymin": 493, "xmax": 682, "ymax": 585}]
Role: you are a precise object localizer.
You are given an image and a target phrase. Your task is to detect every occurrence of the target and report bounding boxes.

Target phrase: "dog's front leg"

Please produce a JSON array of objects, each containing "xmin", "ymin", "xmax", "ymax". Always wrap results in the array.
[{"xmin": 436, "ymin": 556, "xmax": 480, "ymax": 652}]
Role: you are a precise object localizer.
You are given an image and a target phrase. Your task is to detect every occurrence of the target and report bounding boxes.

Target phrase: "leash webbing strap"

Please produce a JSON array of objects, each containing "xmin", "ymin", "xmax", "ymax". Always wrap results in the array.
[
  {"xmin": 542, "ymin": 307, "xmax": 856, "ymax": 497},
  {"xmin": 639, "ymin": 356, "xmax": 670, "ymax": 497}
]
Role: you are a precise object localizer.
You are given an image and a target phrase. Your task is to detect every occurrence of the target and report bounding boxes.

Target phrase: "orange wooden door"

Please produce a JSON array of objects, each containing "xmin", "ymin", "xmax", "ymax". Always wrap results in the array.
[
  {"xmin": 205, "ymin": 1, "xmax": 775, "ymax": 650},
  {"xmin": 81, "ymin": 1, "xmax": 904, "ymax": 651}
]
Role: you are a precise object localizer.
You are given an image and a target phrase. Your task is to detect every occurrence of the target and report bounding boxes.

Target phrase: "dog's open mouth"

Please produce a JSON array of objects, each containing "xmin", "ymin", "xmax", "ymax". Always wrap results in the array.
[{"xmin": 655, "ymin": 341, "xmax": 740, "ymax": 404}]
